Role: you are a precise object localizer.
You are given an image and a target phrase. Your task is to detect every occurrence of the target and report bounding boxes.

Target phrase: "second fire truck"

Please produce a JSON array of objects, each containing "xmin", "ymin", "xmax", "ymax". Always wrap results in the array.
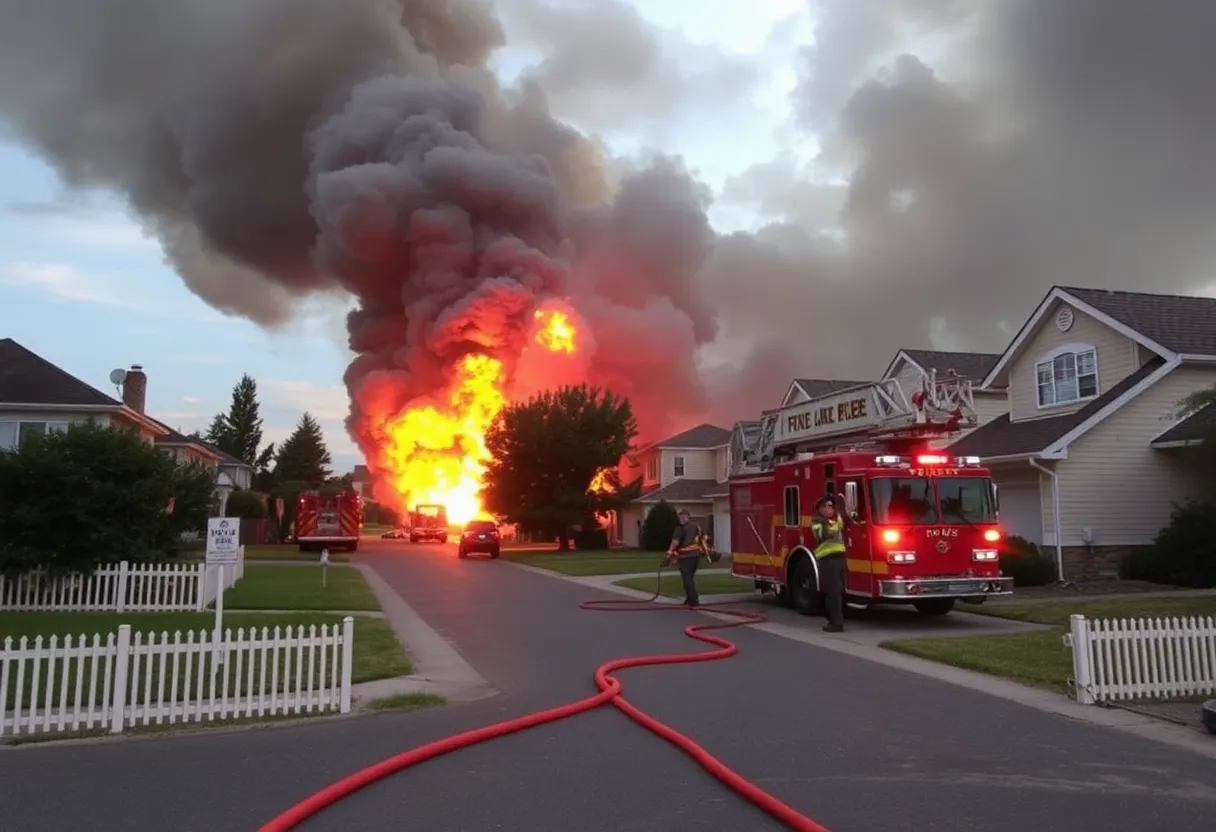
[{"xmin": 727, "ymin": 371, "xmax": 1013, "ymax": 617}]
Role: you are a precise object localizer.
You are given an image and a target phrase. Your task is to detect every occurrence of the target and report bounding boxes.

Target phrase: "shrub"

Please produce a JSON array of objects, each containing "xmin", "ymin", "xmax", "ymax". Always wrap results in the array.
[
  {"xmin": 0, "ymin": 421, "xmax": 214, "ymax": 575},
  {"xmin": 641, "ymin": 500, "xmax": 679, "ymax": 552},
  {"xmin": 999, "ymin": 552, "xmax": 1057, "ymax": 587},
  {"xmin": 225, "ymin": 489, "xmax": 267, "ymax": 519},
  {"xmin": 1123, "ymin": 500, "xmax": 1216, "ymax": 588},
  {"xmin": 574, "ymin": 527, "xmax": 609, "ymax": 550}
]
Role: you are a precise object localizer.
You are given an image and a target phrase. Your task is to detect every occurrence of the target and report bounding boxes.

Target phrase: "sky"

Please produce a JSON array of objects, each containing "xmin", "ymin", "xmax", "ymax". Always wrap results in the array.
[
  {"xmin": 3, "ymin": 0, "xmax": 1216, "ymax": 474},
  {"xmin": 0, "ymin": 0, "xmax": 815, "ymax": 471}
]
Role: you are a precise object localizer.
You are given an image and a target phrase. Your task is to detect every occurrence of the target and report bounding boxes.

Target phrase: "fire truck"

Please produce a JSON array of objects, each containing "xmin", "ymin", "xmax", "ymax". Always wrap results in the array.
[
  {"xmin": 728, "ymin": 370, "xmax": 1012, "ymax": 617},
  {"xmin": 295, "ymin": 489, "xmax": 363, "ymax": 553}
]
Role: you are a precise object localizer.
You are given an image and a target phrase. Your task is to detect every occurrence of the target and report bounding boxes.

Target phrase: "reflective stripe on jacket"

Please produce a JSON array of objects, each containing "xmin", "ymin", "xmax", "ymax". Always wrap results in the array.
[
  {"xmin": 810, "ymin": 517, "xmax": 846, "ymax": 559},
  {"xmin": 675, "ymin": 525, "xmax": 709, "ymax": 557}
]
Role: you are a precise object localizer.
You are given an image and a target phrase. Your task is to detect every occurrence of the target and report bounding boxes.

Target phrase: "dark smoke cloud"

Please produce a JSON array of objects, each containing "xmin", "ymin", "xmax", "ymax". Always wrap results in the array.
[{"xmin": 2, "ymin": 0, "xmax": 1214, "ymax": 459}]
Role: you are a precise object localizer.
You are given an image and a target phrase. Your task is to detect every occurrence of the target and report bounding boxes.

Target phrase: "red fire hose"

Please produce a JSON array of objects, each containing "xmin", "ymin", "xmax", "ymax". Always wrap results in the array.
[{"xmin": 257, "ymin": 559, "xmax": 833, "ymax": 832}]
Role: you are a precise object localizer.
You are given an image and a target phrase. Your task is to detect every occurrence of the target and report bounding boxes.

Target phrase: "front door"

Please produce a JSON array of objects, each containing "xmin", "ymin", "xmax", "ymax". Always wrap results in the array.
[{"xmin": 842, "ymin": 478, "xmax": 874, "ymax": 596}]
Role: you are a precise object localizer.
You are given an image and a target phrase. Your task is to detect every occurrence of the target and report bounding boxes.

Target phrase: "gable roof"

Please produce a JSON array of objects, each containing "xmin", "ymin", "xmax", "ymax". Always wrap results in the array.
[
  {"xmin": 0, "ymin": 338, "xmax": 122, "ymax": 407},
  {"xmin": 1151, "ymin": 401, "xmax": 1216, "ymax": 449},
  {"xmin": 950, "ymin": 359, "xmax": 1166, "ymax": 460},
  {"xmin": 634, "ymin": 478, "xmax": 718, "ymax": 504},
  {"xmin": 883, "ymin": 349, "xmax": 1002, "ymax": 386},
  {"xmin": 982, "ymin": 286, "xmax": 1216, "ymax": 388},
  {"xmin": 154, "ymin": 425, "xmax": 222, "ymax": 462},
  {"xmin": 655, "ymin": 423, "xmax": 731, "ymax": 449},
  {"xmin": 782, "ymin": 377, "xmax": 869, "ymax": 407}
]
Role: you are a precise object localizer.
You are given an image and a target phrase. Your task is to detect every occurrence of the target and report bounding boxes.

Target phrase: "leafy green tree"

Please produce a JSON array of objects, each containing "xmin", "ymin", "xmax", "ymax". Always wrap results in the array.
[
  {"xmin": 641, "ymin": 500, "xmax": 680, "ymax": 552},
  {"xmin": 206, "ymin": 374, "xmax": 275, "ymax": 469},
  {"xmin": 481, "ymin": 384, "xmax": 641, "ymax": 551},
  {"xmin": 0, "ymin": 421, "xmax": 214, "ymax": 575},
  {"xmin": 225, "ymin": 489, "xmax": 268, "ymax": 519},
  {"xmin": 273, "ymin": 412, "xmax": 332, "ymax": 485}
]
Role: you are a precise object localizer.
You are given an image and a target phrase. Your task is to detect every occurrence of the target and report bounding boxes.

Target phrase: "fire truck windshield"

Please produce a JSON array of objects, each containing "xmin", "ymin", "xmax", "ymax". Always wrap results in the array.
[{"xmin": 868, "ymin": 476, "xmax": 998, "ymax": 525}]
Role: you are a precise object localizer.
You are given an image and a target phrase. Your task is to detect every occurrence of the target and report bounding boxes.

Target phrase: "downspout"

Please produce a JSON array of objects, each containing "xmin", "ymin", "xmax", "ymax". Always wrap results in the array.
[{"xmin": 1028, "ymin": 458, "xmax": 1065, "ymax": 583}]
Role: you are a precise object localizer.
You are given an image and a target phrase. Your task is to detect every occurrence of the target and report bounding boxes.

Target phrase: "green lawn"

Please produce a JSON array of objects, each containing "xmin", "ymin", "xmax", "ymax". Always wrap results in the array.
[
  {"xmin": 243, "ymin": 545, "xmax": 351, "ymax": 563},
  {"xmin": 0, "ymin": 611, "xmax": 411, "ymax": 709},
  {"xmin": 503, "ymin": 549, "xmax": 670, "ymax": 576},
  {"xmin": 366, "ymin": 692, "xmax": 446, "ymax": 712},
  {"xmin": 222, "ymin": 565, "xmax": 379, "ymax": 611},
  {"xmin": 614, "ymin": 573, "xmax": 754, "ymax": 598},
  {"xmin": 881, "ymin": 595, "xmax": 1216, "ymax": 694}
]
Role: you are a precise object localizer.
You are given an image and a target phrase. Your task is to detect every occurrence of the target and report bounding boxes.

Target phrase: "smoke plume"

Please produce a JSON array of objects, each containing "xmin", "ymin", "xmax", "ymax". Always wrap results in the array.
[{"xmin": 2, "ymin": 0, "xmax": 1215, "ymax": 456}]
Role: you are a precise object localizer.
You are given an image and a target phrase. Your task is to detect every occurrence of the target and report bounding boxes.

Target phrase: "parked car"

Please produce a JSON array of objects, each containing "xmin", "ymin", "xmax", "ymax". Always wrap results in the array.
[{"xmin": 458, "ymin": 520, "xmax": 500, "ymax": 559}]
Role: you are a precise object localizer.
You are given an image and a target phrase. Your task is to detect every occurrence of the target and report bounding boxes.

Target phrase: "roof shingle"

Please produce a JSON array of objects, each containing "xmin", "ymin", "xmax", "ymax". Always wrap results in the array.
[
  {"xmin": 1152, "ymin": 401, "xmax": 1216, "ymax": 446},
  {"xmin": 792, "ymin": 378, "xmax": 869, "ymax": 399},
  {"xmin": 635, "ymin": 479, "xmax": 719, "ymax": 503},
  {"xmin": 899, "ymin": 350, "xmax": 1001, "ymax": 382},
  {"xmin": 656, "ymin": 423, "xmax": 731, "ymax": 448},
  {"xmin": 0, "ymin": 338, "xmax": 121, "ymax": 407},
  {"xmin": 948, "ymin": 359, "xmax": 1165, "ymax": 458},
  {"xmin": 1062, "ymin": 286, "xmax": 1216, "ymax": 356}
]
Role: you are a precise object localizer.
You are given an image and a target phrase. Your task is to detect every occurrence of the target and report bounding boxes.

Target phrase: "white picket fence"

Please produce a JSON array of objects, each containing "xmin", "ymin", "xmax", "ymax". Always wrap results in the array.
[
  {"xmin": 0, "ymin": 554, "xmax": 244, "ymax": 612},
  {"xmin": 1064, "ymin": 614, "xmax": 1216, "ymax": 704},
  {"xmin": 0, "ymin": 618, "xmax": 354, "ymax": 737}
]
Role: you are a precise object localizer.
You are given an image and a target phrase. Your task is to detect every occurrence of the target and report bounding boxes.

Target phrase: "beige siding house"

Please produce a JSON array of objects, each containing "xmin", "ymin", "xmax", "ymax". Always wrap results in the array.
[
  {"xmin": 620, "ymin": 423, "xmax": 732, "ymax": 551},
  {"xmin": 949, "ymin": 286, "xmax": 1216, "ymax": 580}
]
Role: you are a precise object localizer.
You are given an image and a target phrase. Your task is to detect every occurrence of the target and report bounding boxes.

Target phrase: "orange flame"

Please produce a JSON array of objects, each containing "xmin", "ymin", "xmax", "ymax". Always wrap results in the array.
[
  {"xmin": 533, "ymin": 308, "xmax": 577, "ymax": 354},
  {"xmin": 373, "ymin": 303, "xmax": 582, "ymax": 526},
  {"xmin": 589, "ymin": 468, "xmax": 614, "ymax": 494}
]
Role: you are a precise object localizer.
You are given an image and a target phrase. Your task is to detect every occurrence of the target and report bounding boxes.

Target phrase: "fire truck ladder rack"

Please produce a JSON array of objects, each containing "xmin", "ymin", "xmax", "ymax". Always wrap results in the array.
[{"xmin": 729, "ymin": 371, "xmax": 978, "ymax": 475}]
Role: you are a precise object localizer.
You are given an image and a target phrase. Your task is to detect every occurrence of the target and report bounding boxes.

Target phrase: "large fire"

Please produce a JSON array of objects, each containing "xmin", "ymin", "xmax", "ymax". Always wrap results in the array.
[{"xmin": 374, "ymin": 305, "xmax": 585, "ymax": 525}]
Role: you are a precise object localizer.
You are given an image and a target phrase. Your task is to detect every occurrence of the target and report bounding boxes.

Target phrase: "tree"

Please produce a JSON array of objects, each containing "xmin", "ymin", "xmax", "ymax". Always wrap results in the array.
[
  {"xmin": 206, "ymin": 374, "xmax": 275, "ymax": 470},
  {"xmin": 273, "ymin": 412, "xmax": 332, "ymax": 485},
  {"xmin": 0, "ymin": 421, "xmax": 214, "ymax": 575},
  {"xmin": 481, "ymin": 384, "xmax": 642, "ymax": 551}
]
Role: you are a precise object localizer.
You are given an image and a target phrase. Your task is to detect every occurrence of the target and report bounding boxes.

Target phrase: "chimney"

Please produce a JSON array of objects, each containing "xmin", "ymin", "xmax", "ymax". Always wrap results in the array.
[{"xmin": 122, "ymin": 364, "xmax": 147, "ymax": 413}]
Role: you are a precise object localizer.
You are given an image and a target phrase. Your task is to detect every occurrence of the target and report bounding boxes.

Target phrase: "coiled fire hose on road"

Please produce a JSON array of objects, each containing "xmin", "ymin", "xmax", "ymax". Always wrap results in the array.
[{"xmin": 257, "ymin": 555, "xmax": 833, "ymax": 832}]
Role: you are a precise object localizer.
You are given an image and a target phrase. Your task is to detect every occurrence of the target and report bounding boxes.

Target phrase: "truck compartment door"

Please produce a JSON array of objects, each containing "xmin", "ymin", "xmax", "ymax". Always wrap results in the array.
[{"xmin": 843, "ymin": 478, "xmax": 875, "ymax": 596}]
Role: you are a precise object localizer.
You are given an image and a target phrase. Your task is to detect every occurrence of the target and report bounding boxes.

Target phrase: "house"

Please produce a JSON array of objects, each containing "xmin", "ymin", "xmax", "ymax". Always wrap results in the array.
[
  {"xmin": 880, "ymin": 349, "xmax": 1008, "ymax": 446},
  {"xmin": 780, "ymin": 378, "xmax": 870, "ymax": 408},
  {"xmin": 946, "ymin": 286, "xmax": 1216, "ymax": 579},
  {"xmin": 351, "ymin": 464, "xmax": 372, "ymax": 497},
  {"xmin": 619, "ymin": 423, "xmax": 733, "ymax": 551},
  {"xmin": 0, "ymin": 338, "xmax": 252, "ymax": 510},
  {"xmin": 0, "ymin": 339, "xmax": 167, "ymax": 449}
]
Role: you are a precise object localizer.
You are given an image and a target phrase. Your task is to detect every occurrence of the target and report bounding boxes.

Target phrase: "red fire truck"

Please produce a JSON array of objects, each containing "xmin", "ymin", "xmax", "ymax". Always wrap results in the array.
[
  {"xmin": 728, "ymin": 371, "xmax": 1013, "ymax": 617},
  {"xmin": 295, "ymin": 489, "xmax": 363, "ymax": 553}
]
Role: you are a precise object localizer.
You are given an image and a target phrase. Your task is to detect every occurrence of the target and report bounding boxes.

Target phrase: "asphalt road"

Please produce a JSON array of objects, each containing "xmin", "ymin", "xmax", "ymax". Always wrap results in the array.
[{"xmin": 1, "ymin": 541, "xmax": 1214, "ymax": 832}]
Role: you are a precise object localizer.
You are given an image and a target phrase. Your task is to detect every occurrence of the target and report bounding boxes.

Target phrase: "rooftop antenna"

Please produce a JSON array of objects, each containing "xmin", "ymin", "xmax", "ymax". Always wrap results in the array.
[{"xmin": 108, "ymin": 367, "xmax": 127, "ymax": 395}]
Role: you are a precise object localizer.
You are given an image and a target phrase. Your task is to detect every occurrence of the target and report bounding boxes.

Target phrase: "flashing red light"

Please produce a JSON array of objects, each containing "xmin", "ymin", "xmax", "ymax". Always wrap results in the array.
[
  {"xmin": 880, "ymin": 528, "xmax": 901, "ymax": 544},
  {"xmin": 983, "ymin": 528, "xmax": 1001, "ymax": 543},
  {"xmin": 916, "ymin": 454, "xmax": 950, "ymax": 465}
]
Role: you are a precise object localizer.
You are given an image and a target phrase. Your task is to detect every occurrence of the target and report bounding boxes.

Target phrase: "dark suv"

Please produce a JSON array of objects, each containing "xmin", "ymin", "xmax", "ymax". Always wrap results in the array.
[{"xmin": 458, "ymin": 520, "xmax": 500, "ymax": 559}]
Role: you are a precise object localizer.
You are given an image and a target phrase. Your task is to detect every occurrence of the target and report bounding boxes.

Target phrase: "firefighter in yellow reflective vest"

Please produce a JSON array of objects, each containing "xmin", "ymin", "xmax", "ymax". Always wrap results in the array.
[
  {"xmin": 668, "ymin": 509, "xmax": 708, "ymax": 607},
  {"xmin": 809, "ymin": 494, "xmax": 847, "ymax": 632}
]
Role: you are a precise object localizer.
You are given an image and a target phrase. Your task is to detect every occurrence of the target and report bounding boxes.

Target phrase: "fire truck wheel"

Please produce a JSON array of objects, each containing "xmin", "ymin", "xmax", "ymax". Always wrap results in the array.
[
  {"xmin": 913, "ymin": 598, "xmax": 956, "ymax": 616},
  {"xmin": 775, "ymin": 585, "xmax": 793, "ymax": 608},
  {"xmin": 789, "ymin": 556, "xmax": 825, "ymax": 617}
]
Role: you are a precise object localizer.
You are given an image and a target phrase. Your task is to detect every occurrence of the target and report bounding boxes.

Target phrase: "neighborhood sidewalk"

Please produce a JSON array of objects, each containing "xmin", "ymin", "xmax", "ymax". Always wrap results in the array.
[{"xmin": 350, "ymin": 564, "xmax": 498, "ymax": 709}]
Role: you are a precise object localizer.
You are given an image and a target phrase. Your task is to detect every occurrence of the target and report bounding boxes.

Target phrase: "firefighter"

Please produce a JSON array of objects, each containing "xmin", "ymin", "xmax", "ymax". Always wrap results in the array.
[
  {"xmin": 810, "ymin": 494, "xmax": 847, "ymax": 632},
  {"xmin": 667, "ymin": 509, "xmax": 708, "ymax": 607}
]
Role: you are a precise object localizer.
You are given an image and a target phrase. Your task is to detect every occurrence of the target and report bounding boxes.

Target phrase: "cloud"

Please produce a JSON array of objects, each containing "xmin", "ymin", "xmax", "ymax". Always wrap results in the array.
[
  {"xmin": 263, "ymin": 379, "xmax": 350, "ymax": 424},
  {"xmin": 157, "ymin": 410, "xmax": 199, "ymax": 420},
  {"xmin": 5, "ymin": 198, "xmax": 159, "ymax": 251},
  {"xmin": 182, "ymin": 395, "xmax": 201, "ymax": 404}
]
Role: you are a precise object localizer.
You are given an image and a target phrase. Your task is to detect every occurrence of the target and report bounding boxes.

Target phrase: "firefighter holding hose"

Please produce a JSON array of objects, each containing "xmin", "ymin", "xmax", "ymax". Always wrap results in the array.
[
  {"xmin": 667, "ymin": 508, "xmax": 709, "ymax": 607},
  {"xmin": 810, "ymin": 494, "xmax": 848, "ymax": 633}
]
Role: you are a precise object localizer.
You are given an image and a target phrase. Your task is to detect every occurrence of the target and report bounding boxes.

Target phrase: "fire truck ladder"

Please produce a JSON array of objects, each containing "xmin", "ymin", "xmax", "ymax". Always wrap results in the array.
[{"xmin": 729, "ymin": 370, "xmax": 978, "ymax": 475}]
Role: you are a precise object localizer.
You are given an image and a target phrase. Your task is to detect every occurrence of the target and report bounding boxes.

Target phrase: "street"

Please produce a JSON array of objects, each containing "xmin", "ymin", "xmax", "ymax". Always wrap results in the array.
[{"xmin": 1, "ymin": 539, "xmax": 1214, "ymax": 831}]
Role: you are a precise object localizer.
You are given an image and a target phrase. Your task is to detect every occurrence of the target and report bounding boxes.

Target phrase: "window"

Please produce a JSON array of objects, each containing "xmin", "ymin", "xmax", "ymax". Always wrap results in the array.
[
  {"xmin": 673, "ymin": 455, "xmax": 685, "ymax": 477},
  {"xmin": 869, "ymin": 477, "xmax": 939, "ymax": 524},
  {"xmin": 783, "ymin": 486, "xmax": 800, "ymax": 527},
  {"xmin": 823, "ymin": 462, "xmax": 837, "ymax": 497},
  {"xmin": 1036, "ymin": 347, "xmax": 1098, "ymax": 407},
  {"xmin": 844, "ymin": 478, "xmax": 866, "ymax": 521},
  {"xmin": 937, "ymin": 478, "xmax": 998, "ymax": 524},
  {"xmin": 0, "ymin": 420, "xmax": 69, "ymax": 450}
]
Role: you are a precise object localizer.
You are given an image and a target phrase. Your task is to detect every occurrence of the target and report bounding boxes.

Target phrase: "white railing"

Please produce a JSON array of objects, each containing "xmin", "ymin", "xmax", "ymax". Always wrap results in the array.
[
  {"xmin": 1065, "ymin": 614, "xmax": 1216, "ymax": 704},
  {"xmin": 0, "ymin": 617, "xmax": 354, "ymax": 737},
  {"xmin": 0, "ymin": 554, "xmax": 244, "ymax": 612}
]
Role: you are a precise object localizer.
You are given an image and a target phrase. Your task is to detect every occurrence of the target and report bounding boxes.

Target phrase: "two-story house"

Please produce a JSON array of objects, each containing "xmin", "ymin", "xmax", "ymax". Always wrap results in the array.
[
  {"xmin": 0, "ymin": 338, "xmax": 167, "ymax": 449},
  {"xmin": 620, "ymin": 423, "xmax": 733, "ymax": 551},
  {"xmin": 949, "ymin": 286, "xmax": 1216, "ymax": 580},
  {"xmin": 880, "ymin": 349, "xmax": 1008, "ymax": 447}
]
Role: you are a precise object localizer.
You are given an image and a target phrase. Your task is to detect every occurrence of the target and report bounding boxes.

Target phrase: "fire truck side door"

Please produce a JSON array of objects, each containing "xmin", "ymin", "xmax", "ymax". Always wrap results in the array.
[{"xmin": 842, "ymin": 478, "xmax": 873, "ymax": 596}]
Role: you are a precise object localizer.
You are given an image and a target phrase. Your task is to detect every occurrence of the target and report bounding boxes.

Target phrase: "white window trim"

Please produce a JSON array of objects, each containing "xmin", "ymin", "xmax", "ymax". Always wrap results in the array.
[
  {"xmin": 0, "ymin": 419, "xmax": 71, "ymax": 450},
  {"xmin": 672, "ymin": 454, "xmax": 685, "ymax": 478},
  {"xmin": 1035, "ymin": 343, "xmax": 1100, "ymax": 410}
]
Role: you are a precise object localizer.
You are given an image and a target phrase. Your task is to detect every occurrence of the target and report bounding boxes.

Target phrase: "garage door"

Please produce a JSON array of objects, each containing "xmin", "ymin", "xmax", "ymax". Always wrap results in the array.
[
  {"xmin": 713, "ymin": 510, "xmax": 731, "ymax": 554},
  {"xmin": 997, "ymin": 482, "xmax": 1043, "ymax": 544}
]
